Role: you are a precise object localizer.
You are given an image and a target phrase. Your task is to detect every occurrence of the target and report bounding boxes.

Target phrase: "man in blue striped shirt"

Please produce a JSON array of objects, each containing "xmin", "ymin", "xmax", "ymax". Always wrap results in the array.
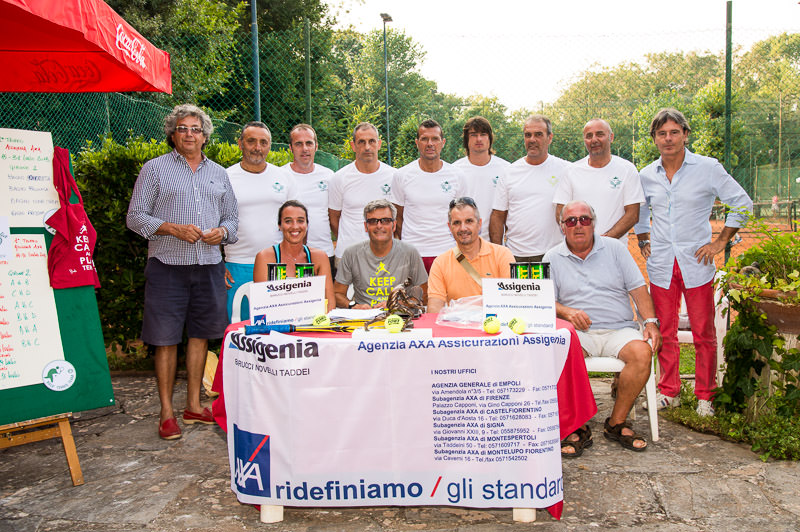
[
  {"xmin": 635, "ymin": 108, "xmax": 752, "ymax": 417},
  {"xmin": 127, "ymin": 103, "xmax": 238, "ymax": 440}
]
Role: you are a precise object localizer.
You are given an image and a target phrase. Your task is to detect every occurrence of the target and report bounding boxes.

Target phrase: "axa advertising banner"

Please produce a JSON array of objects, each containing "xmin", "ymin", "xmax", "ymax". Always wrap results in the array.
[{"xmin": 224, "ymin": 329, "xmax": 570, "ymax": 508}]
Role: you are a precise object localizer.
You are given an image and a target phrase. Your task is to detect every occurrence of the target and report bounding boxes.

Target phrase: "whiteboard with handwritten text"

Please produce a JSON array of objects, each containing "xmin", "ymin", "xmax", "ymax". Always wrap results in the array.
[
  {"xmin": 0, "ymin": 234, "xmax": 65, "ymax": 390},
  {"xmin": 0, "ymin": 129, "xmax": 66, "ymax": 391},
  {"xmin": 0, "ymin": 128, "xmax": 60, "ymax": 228}
]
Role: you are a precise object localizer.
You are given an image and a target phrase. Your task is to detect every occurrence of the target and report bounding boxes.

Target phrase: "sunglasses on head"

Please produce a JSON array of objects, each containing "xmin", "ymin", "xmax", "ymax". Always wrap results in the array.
[
  {"xmin": 449, "ymin": 197, "xmax": 477, "ymax": 209},
  {"xmin": 562, "ymin": 215, "xmax": 593, "ymax": 227}
]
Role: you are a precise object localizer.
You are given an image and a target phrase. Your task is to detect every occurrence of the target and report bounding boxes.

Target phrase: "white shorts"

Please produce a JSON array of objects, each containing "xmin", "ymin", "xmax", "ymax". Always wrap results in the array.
[{"xmin": 576, "ymin": 327, "xmax": 643, "ymax": 358}]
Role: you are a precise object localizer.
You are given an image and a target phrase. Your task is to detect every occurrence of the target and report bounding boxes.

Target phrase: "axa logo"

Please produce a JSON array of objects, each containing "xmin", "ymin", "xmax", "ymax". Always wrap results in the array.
[
  {"xmin": 233, "ymin": 424, "xmax": 271, "ymax": 496},
  {"xmin": 609, "ymin": 176, "xmax": 621, "ymax": 189}
]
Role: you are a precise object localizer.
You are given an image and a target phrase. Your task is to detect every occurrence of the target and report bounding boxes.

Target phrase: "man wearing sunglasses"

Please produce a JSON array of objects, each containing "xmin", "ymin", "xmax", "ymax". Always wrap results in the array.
[
  {"xmin": 127, "ymin": 104, "xmax": 238, "ymax": 440},
  {"xmin": 427, "ymin": 197, "xmax": 514, "ymax": 313},
  {"xmin": 553, "ymin": 119, "xmax": 644, "ymax": 240},
  {"xmin": 543, "ymin": 201, "xmax": 661, "ymax": 454},
  {"xmin": 334, "ymin": 199, "xmax": 427, "ymax": 309}
]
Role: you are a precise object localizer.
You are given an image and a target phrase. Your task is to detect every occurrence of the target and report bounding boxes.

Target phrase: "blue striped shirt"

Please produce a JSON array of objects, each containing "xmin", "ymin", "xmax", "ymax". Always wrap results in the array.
[
  {"xmin": 635, "ymin": 149, "xmax": 752, "ymax": 289},
  {"xmin": 127, "ymin": 150, "xmax": 239, "ymax": 265}
]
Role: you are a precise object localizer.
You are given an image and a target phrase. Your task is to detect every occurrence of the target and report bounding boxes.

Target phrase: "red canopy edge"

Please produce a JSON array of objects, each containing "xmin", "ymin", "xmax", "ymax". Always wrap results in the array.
[{"xmin": 0, "ymin": 0, "xmax": 171, "ymax": 93}]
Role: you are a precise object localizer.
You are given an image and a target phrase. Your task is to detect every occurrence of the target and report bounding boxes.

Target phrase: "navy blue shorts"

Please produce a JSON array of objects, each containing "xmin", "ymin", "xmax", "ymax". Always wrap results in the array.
[{"xmin": 141, "ymin": 258, "xmax": 228, "ymax": 346}]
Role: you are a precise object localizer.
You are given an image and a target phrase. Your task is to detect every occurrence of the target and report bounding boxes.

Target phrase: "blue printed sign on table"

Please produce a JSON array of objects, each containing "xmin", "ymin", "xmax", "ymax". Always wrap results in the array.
[
  {"xmin": 224, "ymin": 329, "xmax": 570, "ymax": 508},
  {"xmin": 482, "ymin": 278, "xmax": 556, "ymax": 331},
  {"xmin": 248, "ymin": 277, "xmax": 325, "ymax": 326}
]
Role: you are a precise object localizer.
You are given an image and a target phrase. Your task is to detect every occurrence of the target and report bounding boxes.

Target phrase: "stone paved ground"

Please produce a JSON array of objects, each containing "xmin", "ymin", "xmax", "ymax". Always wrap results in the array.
[{"xmin": 1, "ymin": 376, "xmax": 799, "ymax": 532}]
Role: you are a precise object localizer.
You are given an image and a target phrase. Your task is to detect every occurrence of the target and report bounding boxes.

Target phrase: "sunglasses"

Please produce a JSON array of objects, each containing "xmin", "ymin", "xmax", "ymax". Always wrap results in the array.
[
  {"xmin": 449, "ymin": 197, "xmax": 477, "ymax": 209},
  {"xmin": 175, "ymin": 125, "xmax": 203, "ymax": 135},
  {"xmin": 366, "ymin": 217, "xmax": 394, "ymax": 226},
  {"xmin": 562, "ymin": 215, "xmax": 593, "ymax": 227}
]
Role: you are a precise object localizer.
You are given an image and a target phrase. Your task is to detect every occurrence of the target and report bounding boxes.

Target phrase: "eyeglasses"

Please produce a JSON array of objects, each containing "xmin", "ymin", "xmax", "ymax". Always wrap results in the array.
[
  {"xmin": 449, "ymin": 197, "xmax": 477, "ymax": 209},
  {"xmin": 562, "ymin": 215, "xmax": 593, "ymax": 227},
  {"xmin": 175, "ymin": 125, "xmax": 203, "ymax": 135},
  {"xmin": 365, "ymin": 217, "xmax": 394, "ymax": 226}
]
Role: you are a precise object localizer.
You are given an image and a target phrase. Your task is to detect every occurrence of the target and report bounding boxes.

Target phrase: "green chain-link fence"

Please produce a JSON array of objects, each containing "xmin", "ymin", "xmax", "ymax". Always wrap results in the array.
[{"xmin": 2, "ymin": 22, "xmax": 799, "ymax": 203}]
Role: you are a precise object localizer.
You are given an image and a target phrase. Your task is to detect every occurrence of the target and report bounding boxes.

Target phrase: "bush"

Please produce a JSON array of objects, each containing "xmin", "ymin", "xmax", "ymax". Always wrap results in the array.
[{"xmin": 74, "ymin": 136, "xmax": 291, "ymax": 354}]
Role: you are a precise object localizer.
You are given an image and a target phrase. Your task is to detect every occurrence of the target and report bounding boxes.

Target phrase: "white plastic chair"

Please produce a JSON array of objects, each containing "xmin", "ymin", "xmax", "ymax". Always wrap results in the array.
[
  {"xmin": 231, "ymin": 281, "xmax": 252, "ymax": 323},
  {"xmin": 583, "ymin": 355, "xmax": 659, "ymax": 442}
]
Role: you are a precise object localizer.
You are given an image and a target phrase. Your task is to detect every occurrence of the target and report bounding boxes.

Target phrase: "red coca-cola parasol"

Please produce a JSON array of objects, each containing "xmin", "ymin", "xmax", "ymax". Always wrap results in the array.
[{"xmin": 0, "ymin": 0, "xmax": 171, "ymax": 93}]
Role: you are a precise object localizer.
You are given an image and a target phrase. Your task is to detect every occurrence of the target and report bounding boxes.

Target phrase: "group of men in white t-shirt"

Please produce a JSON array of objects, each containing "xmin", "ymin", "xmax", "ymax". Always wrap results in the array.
[{"xmin": 224, "ymin": 114, "xmax": 644, "ymax": 318}]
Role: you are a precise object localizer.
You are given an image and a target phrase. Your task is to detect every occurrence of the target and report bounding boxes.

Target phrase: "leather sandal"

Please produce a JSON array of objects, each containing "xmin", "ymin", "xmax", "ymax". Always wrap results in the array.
[
  {"xmin": 603, "ymin": 417, "xmax": 647, "ymax": 452},
  {"xmin": 561, "ymin": 424, "xmax": 593, "ymax": 458}
]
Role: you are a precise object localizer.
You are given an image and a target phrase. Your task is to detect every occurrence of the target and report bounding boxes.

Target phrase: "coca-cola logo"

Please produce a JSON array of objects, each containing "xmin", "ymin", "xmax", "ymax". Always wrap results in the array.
[
  {"xmin": 115, "ymin": 23, "xmax": 147, "ymax": 69},
  {"xmin": 30, "ymin": 59, "xmax": 102, "ymax": 89}
]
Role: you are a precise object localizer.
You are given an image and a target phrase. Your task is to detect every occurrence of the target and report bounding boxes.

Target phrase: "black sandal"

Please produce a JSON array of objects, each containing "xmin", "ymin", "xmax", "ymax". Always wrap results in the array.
[
  {"xmin": 561, "ymin": 424, "xmax": 593, "ymax": 458},
  {"xmin": 603, "ymin": 417, "xmax": 647, "ymax": 452}
]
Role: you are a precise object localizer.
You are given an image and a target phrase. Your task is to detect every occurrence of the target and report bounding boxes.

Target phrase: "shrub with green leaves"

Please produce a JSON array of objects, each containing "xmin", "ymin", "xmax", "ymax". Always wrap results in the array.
[{"xmin": 74, "ymin": 136, "xmax": 291, "ymax": 353}]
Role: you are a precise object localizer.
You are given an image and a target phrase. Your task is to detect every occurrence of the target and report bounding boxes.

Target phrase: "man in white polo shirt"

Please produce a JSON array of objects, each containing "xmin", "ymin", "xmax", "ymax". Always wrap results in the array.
[
  {"xmin": 224, "ymin": 121, "xmax": 296, "ymax": 320},
  {"xmin": 328, "ymin": 122, "xmax": 395, "ymax": 265},
  {"xmin": 490, "ymin": 114, "xmax": 570, "ymax": 262},
  {"xmin": 284, "ymin": 123, "xmax": 335, "ymax": 272},
  {"xmin": 392, "ymin": 119, "xmax": 465, "ymax": 272},
  {"xmin": 453, "ymin": 116, "xmax": 510, "ymax": 239},
  {"xmin": 553, "ymin": 119, "xmax": 643, "ymax": 240}
]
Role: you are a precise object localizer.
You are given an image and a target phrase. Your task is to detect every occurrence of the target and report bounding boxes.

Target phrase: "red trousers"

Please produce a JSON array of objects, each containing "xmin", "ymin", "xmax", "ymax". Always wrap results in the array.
[{"xmin": 650, "ymin": 260, "xmax": 717, "ymax": 400}]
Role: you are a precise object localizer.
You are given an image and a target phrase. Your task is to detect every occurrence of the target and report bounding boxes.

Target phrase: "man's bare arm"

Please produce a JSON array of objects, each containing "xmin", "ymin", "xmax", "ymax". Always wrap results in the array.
[
  {"xmin": 489, "ymin": 209, "xmax": 508, "ymax": 245},
  {"xmin": 603, "ymin": 203, "xmax": 640, "ymax": 239}
]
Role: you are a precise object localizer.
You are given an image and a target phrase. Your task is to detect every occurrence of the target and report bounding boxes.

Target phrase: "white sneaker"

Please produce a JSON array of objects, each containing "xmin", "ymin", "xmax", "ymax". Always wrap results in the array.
[
  {"xmin": 696, "ymin": 400, "xmax": 715, "ymax": 417},
  {"xmin": 643, "ymin": 392, "xmax": 680, "ymax": 411}
]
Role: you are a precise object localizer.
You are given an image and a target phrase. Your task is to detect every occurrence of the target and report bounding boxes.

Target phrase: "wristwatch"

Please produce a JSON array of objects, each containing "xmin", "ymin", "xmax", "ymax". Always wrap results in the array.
[
  {"xmin": 348, "ymin": 300, "xmax": 356, "ymax": 308},
  {"xmin": 643, "ymin": 317, "xmax": 660, "ymax": 327},
  {"xmin": 638, "ymin": 239, "xmax": 650, "ymax": 249}
]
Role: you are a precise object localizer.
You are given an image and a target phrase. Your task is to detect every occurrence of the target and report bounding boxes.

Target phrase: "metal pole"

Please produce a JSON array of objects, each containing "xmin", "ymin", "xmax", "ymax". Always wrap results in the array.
[
  {"xmin": 251, "ymin": 0, "xmax": 261, "ymax": 122},
  {"xmin": 724, "ymin": 0, "xmax": 732, "ymax": 173},
  {"xmin": 304, "ymin": 17, "xmax": 312, "ymax": 125},
  {"xmin": 723, "ymin": 1, "xmax": 733, "ymax": 266},
  {"xmin": 381, "ymin": 14, "xmax": 392, "ymax": 166}
]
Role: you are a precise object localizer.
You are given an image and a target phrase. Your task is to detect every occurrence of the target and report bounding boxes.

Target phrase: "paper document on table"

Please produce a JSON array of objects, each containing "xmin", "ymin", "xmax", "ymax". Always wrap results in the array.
[{"xmin": 327, "ymin": 308, "xmax": 385, "ymax": 320}]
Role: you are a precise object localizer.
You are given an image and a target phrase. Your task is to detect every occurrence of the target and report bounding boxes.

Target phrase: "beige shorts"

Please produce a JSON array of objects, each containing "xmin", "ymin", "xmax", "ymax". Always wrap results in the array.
[{"xmin": 575, "ymin": 327, "xmax": 643, "ymax": 358}]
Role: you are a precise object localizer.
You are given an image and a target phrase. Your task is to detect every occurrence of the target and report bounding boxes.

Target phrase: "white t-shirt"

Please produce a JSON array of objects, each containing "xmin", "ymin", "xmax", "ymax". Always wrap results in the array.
[
  {"xmin": 224, "ymin": 162, "xmax": 297, "ymax": 263},
  {"xmin": 284, "ymin": 164, "xmax": 334, "ymax": 256},
  {"xmin": 492, "ymin": 154, "xmax": 571, "ymax": 256},
  {"xmin": 328, "ymin": 161, "xmax": 396, "ymax": 258},
  {"xmin": 392, "ymin": 160, "xmax": 465, "ymax": 257},
  {"xmin": 452, "ymin": 155, "xmax": 510, "ymax": 239},
  {"xmin": 552, "ymin": 155, "xmax": 644, "ymax": 239}
]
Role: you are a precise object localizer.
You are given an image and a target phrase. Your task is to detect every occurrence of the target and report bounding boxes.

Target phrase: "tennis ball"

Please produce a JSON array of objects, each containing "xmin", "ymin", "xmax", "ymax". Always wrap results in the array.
[
  {"xmin": 384, "ymin": 314, "xmax": 404, "ymax": 333},
  {"xmin": 312, "ymin": 314, "xmax": 330, "ymax": 327},
  {"xmin": 508, "ymin": 317, "xmax": 527, "ymax": 335},
  {"xmin": 483, "ymin": 315, "xmax": 501, "ymax": 334}
]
